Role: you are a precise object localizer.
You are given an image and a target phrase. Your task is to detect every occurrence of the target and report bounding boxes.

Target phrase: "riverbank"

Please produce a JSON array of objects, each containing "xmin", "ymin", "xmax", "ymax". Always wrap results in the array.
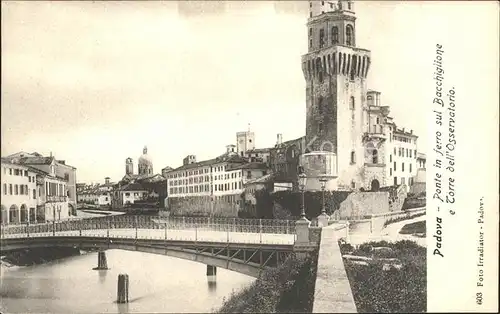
[
  {"xmin": 1, "ymin": 247, "xmax": 85, "ymax": 267},
  {"xmin": 216, "ymin": 252, "xmax": 317, "ymax": 313}
]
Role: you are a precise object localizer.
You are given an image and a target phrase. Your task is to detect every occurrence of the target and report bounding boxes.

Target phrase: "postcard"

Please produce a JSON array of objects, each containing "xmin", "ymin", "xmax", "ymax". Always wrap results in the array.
[{"xmin": 1, "ymin": 1, "xmax": 498, "ymax": 313}]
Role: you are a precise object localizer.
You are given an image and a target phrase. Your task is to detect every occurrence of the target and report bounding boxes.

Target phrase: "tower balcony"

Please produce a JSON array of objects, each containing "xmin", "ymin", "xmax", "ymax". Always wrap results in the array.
[{"xmin": 362, "ymin": 131, "xmax": 386, "ymax": 143}]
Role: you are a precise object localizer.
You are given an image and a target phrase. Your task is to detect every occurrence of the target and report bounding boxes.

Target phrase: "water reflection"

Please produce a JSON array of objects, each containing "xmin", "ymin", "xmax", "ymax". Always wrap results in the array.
[
  {"xmin": 98, "ymin": 270, "xmax": 107, "ymax": 284},
  {"xmin": 116, "ymin": 302, "xmax": 130, "ymax": 314},
  {"xmin": 207, "ymin": 281, "xmax": 217, "ymax": 292},
  {"xmin": 1, "ymin": 249, "xmax": 254, "ymax": 313}
]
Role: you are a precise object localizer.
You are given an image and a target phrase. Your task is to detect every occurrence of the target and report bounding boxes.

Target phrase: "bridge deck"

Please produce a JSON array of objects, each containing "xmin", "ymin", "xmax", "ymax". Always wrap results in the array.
[{"xmin": 1, "ymin": 228, "xmax": 296, "ymax": 245}]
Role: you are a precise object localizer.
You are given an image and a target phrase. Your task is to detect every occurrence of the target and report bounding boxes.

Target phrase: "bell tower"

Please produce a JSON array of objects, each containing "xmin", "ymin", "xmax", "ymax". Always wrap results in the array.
[
  {"xmin": 301, "ymin": 0, "xmax": 371, "ymax": 189},
  {"xmin": 125, "ymin": 158, "xmax": 134, "ymax": 175}
]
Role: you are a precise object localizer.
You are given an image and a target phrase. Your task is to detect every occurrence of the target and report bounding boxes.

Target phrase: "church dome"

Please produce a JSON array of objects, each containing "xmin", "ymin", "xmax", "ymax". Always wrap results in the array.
[
  {"xmin": 138, "ymin": 146, "xmax": 153, "ymax": 166},
  {"xmin": 138, "ymin": 146, "xmax": 154, "ymax": 176}
]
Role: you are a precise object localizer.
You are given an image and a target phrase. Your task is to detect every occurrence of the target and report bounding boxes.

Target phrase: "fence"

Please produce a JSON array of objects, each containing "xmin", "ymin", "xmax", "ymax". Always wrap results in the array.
[{"xmin": 1, "ymin": 215, "xmax": 296, "ymax": 239}]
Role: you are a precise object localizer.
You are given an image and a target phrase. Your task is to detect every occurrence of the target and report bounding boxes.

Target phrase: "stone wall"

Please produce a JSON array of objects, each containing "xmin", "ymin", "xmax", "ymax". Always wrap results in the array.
[
  {"xmin": 312, "ymin": 224, "xmax": 357, "ymax": 313},
  {"xmin": 410, "ymin": 182, "xmax": 426, "ymax": 195},
  {"xmin": 338, "ymin": 191, "xmax": 389, "ymax": 219},
  {"xmin": 167, "ymin": 196, "xmax": 238, "ymax": 217},
  {"xmin": 309, "ymin": 227, "xmax": 322, "ymax": 245},
  {"xmin": 388, "ymin": 184, "xmax": 407, "ymax": 212},
  {"xmin": 363, "ymin": 164, "xmax": 386, "ymax": 190}
]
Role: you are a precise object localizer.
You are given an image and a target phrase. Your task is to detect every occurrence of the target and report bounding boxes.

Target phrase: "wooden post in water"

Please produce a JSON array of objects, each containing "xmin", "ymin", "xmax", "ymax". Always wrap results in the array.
[
  {"xmin": 206, "ymin": 265, "xmax": 217, "ymax": 283},
  {"xmin": 117, "ymin": 274, "xmax": 129, "ymax": 303},
  {"xmin": 93, "ymin": 250, "xmax": 109, "ymax": 270}
]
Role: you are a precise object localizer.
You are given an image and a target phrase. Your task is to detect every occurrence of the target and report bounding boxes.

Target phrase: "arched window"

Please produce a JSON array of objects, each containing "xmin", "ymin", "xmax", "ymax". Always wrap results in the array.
[
  {"xmin": 316, "ymin": 58, "xmax": 323, "ymax": 83},
  {"xmin": 372, "ymin": 149, "xmax": 378, "ymax": 164},
  {"xmin": 309, "ymin": 28, "xmax": 313, "ymax": 48},
  {"xmin": 350, "ymin": 55, "xmax": 357, "ymax": 80},
  {"xmin": 332, "ymin": 26, "xmax": 339, "ymax": 44},
  {"xmin": 350, "ymin": 151, "xmax": 356, "ymax": 164},
  {"xmin": 349, "ymin": 96, "xmax": 355, "ymax": 110},
  {"xmin": 346, "ymin": 25, "xmax": 354, "ymax": 46},
  {"xmin": 318, "ymin": 96, "xmax": 324, "ymax": 114}
]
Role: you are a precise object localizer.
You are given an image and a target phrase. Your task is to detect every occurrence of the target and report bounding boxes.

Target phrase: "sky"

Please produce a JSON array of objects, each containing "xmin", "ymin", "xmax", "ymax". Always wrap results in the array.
[{"xmin": 1, "ymin": 1, "xmax": 498, "ymax": 183}]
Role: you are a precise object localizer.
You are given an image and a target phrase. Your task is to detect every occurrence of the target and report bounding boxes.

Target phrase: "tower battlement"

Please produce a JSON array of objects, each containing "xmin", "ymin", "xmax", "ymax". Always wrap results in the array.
[{"xmin": 301, "ymin": 46, "xmax": 371, "ymax": 81}]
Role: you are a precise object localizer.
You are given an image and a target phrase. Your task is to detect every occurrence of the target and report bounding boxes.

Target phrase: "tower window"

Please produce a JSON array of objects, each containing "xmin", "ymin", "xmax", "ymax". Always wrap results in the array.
[
  {"xmin": 350, "ymin": 55, "xmax": 357, "ymax": 80},
  {"xmin": 318, "ymin": 96, "xmax": 324, "ymax": 114},
  {"xmin": 350, "ymin": 151, "xmax": 356, "ymax": 164},
  {"xmin": 372, "ymin": 149, "xmax": 378, "ymax": 164},
  {"xmin": 346, "ymin": 25, "xmax": 354, "ymax": 46},
  {"xmin": 349, "ymin": 96, "xmax": 355, "ymax": 110},
  {"xmin": 332, "ymin": 26, "xmax": 339, "ymax": 44},
  {"xmin": 316, "ymin": 58, "xmax": 323, "ymax": 83},
  {"xmin": 319, "ymin": 29, "xmax": 325, "ymax": 48},
  {"xmin": 348, "ymin": 2, "xmax": 352, "ymax": 10},
  {"xmin": 402, "ymin": 162, "xmax": 405, "ymax": 172}
]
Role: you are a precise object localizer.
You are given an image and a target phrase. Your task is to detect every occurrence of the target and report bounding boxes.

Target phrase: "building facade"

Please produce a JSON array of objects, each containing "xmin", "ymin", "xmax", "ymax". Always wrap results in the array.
[
  {"xmin": 77, "ymin": 178, "xmax": 114, "ymax": 207},
  {"xmin": 1, "ymin": 154, "xmax": 73, "ymax": 225},
  {"xmin": 236, "ymin": 130, "xmax": 255, "ymax": 157},
  {"xmin": 112, "ymin": 183, "xmax": 148, "ymax": 207},
  {"xmin": 164, "ymin": 148, "xmax": 269, "ymax": 217},
  {"xmin": 5, "ymin": 152, "xmax": 78, "ymax": 213}
]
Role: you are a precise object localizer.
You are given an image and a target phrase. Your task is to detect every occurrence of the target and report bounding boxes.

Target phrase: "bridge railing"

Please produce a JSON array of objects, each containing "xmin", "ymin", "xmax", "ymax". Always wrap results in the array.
[{"xmin": 0, "ymin": 215, "xmax": 296, "ymax": 238}]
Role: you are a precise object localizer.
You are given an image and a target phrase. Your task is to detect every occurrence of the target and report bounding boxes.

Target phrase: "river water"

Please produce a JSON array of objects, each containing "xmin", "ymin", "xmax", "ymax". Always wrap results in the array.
[{"xmin": 0, "ymin": 249, "xmax": 254, "ymax": 313}]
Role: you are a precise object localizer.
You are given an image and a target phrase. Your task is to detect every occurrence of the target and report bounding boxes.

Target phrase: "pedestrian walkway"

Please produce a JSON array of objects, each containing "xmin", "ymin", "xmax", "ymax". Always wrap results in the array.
[{"xmin": 349, "ymin": 214, "xmax": 426, "ymax": 247}]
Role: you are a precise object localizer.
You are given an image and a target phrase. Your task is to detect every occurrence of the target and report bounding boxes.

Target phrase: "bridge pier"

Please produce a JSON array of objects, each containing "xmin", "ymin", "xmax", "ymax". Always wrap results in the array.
[
  {"xmin": 295, "ymin": 217, "xmax": 311, "ymax": 245},
  {"xmin": 93, "ymin": 250, "xmax": 109, "ymax": 270},
  {"xmin": 117, "ymin": 274, "xmax": 129, "ymax": 303},
  {"xmin": 206, "ymin": 265, "xmax": 217, "ymax": 283}
]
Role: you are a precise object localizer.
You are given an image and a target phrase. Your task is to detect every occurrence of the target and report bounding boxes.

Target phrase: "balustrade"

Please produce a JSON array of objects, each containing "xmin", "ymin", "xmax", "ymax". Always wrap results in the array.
[{"xmin": 0, "ymin": 215, "xmax": 298, "ymax": 245}]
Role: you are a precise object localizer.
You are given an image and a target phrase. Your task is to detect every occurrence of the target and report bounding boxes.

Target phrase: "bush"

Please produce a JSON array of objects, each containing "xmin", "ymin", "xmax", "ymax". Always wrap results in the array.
[
  {"xmin": 342, "ymin": 240, "xmax": 426, "ymax": 313},
  {"xmin": 260, "ymin": 190, "xmax": 351, "ymax": 220},
  {"xmin": 216, "ymin": 252, "xmax": 318, "ymax": 313},
  {"xmin": 399, "ymin": 220, "xmax": 426, "ymax": 235}
]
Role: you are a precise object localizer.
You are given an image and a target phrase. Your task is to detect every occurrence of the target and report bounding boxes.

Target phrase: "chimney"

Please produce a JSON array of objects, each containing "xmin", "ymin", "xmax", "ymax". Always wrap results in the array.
[
  {"xmin": 276, "ymin": 133, "xmax": 283, "ymax": 146},
  {"xmin": 105, "ymin": 177, "xmax": 110, "ymax": 185}
]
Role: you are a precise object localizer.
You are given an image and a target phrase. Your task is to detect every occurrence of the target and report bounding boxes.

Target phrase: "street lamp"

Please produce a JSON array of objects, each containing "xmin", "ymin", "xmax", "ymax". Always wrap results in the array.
[
  {"xmin": 298, "ymin": 173, "xmax": 307, "ymax": 219},
  {"xmin": 318, "ymin": 175, "xmax": 330, "ymax": 228},
  {"xmin": 319, "ymin": 175, "xmax": 328, "ymax": 215}
]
